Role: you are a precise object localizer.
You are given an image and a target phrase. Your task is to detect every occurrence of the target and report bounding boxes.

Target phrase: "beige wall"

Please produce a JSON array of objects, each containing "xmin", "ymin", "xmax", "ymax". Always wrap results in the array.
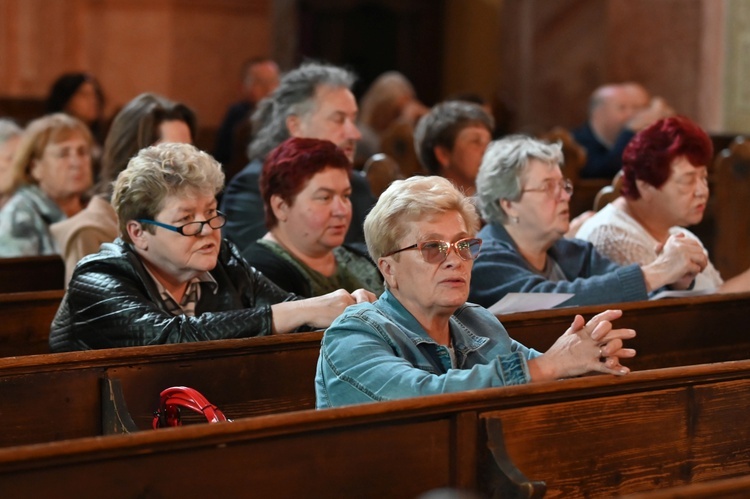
[{"xmin": 0, "ymin": 0, "xmax": 272, "ymax": 128}]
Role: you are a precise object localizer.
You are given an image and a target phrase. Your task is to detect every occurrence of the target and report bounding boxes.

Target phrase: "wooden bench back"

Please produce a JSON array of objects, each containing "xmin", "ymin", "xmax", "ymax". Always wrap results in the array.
[
  {"xmin": 621, "ymin": 474, "xmax": 750, "ymax": 498},
  {"xmin": 712, "ymin": 137, "xmax": 750, "ymax": 278},
  {"xmin": 0, "ymin": 292, "xmax": 749, "ymax": 449},
  {"xmin": 0, "ymin": 290, "xmax": 63, "ymax": 357},
  {"xmin": 0, "ymin": 255, "xmax": 64, "ymax": 293},
  {"xmin": 1, "ymin": 360, "xmax": 749, "ymax": 498},
  {"xmin": 0, "ymin": 332, "xmax": 323, "ymax": 447},
  {"xmin": 499, "ymin": 291, "xmax": 750, "ymax": 370}
]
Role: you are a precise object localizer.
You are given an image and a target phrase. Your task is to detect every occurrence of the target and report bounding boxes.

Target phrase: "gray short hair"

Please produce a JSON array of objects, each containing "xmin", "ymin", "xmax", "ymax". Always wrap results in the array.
[
  {"xmin": 413, "ymin": 101, "xmax": 494, "ymax": 173},
  {"xmin": 113, "ymin": 143, "xmax": 225, "ymax": 243},
  {"xmin": 364, "ymin": 175, "xmax": 480, "ymax": 265},
  {"xmin": 476, "ymin": 135, "xmax": 563, "ymax": 225},
  {"xmin": 248, "ymin": 62, "xmax": 356, "ymax": 161}
]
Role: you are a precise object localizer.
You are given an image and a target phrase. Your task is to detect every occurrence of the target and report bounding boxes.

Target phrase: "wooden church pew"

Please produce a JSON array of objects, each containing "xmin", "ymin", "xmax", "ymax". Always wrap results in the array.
[
  {"xmin": 0, "ymin": 292, "xmax": 749, "ymax": 449},
  {"xmin": 1, "ymin": 360, "xmax": 749, "ymax": 498},
  {"xmin": 0, "ymin": 255, "xmax": 64, "ymax": 293}
]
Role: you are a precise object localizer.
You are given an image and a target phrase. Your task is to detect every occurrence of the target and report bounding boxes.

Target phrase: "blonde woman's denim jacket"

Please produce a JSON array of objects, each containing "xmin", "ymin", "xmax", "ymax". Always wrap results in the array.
[{"xmin": 315, "ymin": 290, "xmax": 541, "ymax": 408}]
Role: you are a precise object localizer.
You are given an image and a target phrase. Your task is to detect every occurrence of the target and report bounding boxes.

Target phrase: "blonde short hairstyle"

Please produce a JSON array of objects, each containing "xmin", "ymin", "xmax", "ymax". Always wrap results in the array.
[
  {"xmin": 364, "ymin": 175, "xmax": 480, "ymax": 262},
  {"xmin": 8, "ymin": 113, "xmax": 92, "ymax": 192},
  {"xmin": 112, "ymin": 143, "xmax": 224, "ymax": 243}
]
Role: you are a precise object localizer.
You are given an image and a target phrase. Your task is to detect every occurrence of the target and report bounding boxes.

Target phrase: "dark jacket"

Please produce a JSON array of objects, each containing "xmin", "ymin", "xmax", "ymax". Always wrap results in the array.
[
  {"xmin": 572, "ymin": 122, "xmax": 635, "ymax": 179},
  {"xmin": 49, "ymin": 238, "xmax": 297, "ymax": 352},
  {"xmin": 468, "ymin": 223, "xmax": 648, "ymax": 308}
]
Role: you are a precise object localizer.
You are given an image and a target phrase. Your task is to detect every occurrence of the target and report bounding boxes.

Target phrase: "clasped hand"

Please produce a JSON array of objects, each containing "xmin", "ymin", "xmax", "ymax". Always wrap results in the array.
[{"xmin": 532, "ymin": 309, "xmax": 636, "ymax": 381}]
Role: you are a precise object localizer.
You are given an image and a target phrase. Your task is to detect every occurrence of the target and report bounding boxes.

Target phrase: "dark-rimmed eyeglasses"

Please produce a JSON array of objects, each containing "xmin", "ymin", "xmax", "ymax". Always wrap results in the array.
[
  {"xmin": 521, "ymin": 178, "xmax": 574, "ymax": 198},
  {"xmin": 383, "ymin": 238, "xmax": 482, "ymax": 264},
  {"xmin": 137, "ymin": 212, "xmax": 227, "ymax": 237}
]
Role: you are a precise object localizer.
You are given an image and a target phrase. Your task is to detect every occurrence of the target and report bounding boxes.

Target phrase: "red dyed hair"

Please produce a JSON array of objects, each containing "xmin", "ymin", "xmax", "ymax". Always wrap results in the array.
[
  {"xmin": 621, "ymin": 116, "xmax": 713, "ymax": 200},
  {"xmin": 260, "ymin": 137, "xmax": 352, "ymax": 229}
]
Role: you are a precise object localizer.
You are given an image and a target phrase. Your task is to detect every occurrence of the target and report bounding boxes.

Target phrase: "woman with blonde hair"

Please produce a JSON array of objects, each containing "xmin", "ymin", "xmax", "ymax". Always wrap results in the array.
[
  {"xmin": 0, "ymin": 113, "xmax": 93, "ymax": 257},
  {"xmin": 50, "ymin": 92, "xmax": 195, "ymax": 283},
  {"xmin": 315, "ymin": 175, "xmax": 635, "ymax": 408}
]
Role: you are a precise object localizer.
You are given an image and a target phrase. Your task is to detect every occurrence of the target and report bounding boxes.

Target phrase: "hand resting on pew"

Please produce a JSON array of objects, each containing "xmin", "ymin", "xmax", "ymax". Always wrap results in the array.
[
  {"xmin": 575, "ymin": 116, "xmax": 750, "ymax": 296},
  {"xmin": 49, "ymin": 143, "xmax": 376, "ymax": 352},
  {"xmin": 315, "ymin": 176, "xmax": 637, "ymax": 408},
  {"xmin": 527, "ymin": 309, "xmax": 635, "ymax": 380},
  {"xmin": 271, "ymin": 288, "xmax": 375, "ymax": 332}
]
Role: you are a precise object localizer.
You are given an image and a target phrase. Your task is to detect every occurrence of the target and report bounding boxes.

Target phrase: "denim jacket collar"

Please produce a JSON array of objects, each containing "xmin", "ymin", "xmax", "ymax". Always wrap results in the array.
[{"xmin": 373, "ymin": 290, "xmax": 489, "ymax": 360}]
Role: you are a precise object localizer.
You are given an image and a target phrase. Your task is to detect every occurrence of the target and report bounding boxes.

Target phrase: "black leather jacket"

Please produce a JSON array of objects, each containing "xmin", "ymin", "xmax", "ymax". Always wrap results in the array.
[{"xmin": 49, "ymin": 238, "xmax": 297, "ymax": 352}]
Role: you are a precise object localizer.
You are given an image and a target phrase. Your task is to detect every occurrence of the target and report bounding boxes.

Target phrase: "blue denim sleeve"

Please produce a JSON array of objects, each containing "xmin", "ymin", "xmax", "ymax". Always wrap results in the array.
[{"xmin": 315, "ymin": 307, "xmax": 535, "ymax": 408}]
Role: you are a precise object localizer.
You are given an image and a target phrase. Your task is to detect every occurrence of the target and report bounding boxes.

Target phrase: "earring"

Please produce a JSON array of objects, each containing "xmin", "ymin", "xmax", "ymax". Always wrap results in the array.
[{"xmin": 513, "ymin": 216, "xmax": 520, "ymax": 224}]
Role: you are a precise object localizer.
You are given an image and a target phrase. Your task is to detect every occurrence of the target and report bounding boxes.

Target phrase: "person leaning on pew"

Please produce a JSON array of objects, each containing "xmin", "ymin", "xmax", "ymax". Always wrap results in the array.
[
  {"xmin": 576, "ymin": 116, "xmax": 750, "ymax": 293},
  {"xmin": 467, "ymin": 135, "xmax": 708, "ymax": 309},
  {"xmin": 315, "ymin": 176, "xmax": 636, "ymax": 408},
  {"xmin": 49, "ymin": 143, "xmax": 375, "ymax": 352}
]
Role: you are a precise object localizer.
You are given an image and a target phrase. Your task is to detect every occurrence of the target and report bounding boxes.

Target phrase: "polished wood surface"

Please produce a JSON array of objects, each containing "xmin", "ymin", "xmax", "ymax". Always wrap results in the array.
[
  {"xmin": 0, "ymin": 292, "xmax": 749, "ymax": 450},
  {"xmin": 1, "ymin": 360, "xmax": 749, "ymax": 497},
  {"xmin": 0, "ymin": 290, "xmax": 63, "ymax": 357},
  {"xmin": 0, "ymin": 255, "xmax": 64, "ymax": 293}
]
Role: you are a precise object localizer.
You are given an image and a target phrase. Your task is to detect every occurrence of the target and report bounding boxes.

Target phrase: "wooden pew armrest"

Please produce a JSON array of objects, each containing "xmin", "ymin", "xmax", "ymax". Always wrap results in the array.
[
  {"xmin": 483, "ymin": 416, "xmax": 546, "ymax": 499},
  {"xmin": 101, "ymin": 376, "xmax": 139, "ymax": 434}
]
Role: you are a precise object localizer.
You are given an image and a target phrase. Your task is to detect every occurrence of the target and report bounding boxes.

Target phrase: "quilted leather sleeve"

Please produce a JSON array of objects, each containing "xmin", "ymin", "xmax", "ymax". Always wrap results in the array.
[{"xmin": 49, "ymin": 239, "xmax": 298, "ymax": 352}]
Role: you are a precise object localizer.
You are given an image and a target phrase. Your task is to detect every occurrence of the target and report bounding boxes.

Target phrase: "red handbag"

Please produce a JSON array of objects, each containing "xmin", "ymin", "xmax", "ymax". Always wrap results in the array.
[{"xmin": 152, "ymin": 386, "xmax": 230, "ymax": 429}]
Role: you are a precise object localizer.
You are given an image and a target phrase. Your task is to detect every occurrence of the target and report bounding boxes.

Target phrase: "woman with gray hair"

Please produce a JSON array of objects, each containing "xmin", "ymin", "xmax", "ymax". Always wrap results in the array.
[
  {"xmin": 315, "ymin": 175, "xmax": 636, "ymax": 408},
  {"xmin": 468, "ymin": 135, "xmax": 708, "ymax": 309},
  {"xmin": 50, "ymin": 142, "xmax": 375, "ymax": 352}
]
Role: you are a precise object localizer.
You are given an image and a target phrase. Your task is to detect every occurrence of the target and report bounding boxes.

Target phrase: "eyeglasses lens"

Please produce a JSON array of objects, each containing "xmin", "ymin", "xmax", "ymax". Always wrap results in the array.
[{"xmin": 420, "ymin": 239, "xmax": 481, "ymax": 263}]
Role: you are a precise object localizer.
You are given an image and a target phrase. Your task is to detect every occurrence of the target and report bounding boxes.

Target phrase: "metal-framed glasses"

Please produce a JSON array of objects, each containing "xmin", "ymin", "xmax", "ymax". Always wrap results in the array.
[
  {"xmin": 137, "ymin": 212, "xmax": 227, "ymax": 237},
  {"xmin": 384, "ymin": 238, "xmax": 482, "ymax": 264},
  {"xmin": 522, "ymin": 178, "xmax": 574, "ymax": 198}
]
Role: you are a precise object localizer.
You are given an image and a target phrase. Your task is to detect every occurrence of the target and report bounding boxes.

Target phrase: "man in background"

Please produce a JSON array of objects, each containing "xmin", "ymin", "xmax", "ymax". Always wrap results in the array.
[
  {"xmin": 573, "ymin": 82, "xmax": 673, "ymax": 179},
  {"xmin": 221, "ymin": 61, "xmax": 375, "ymax": 251},
  {"xmin": 213, "ymin": 57, "xmax": 280, "ymax": 181}
]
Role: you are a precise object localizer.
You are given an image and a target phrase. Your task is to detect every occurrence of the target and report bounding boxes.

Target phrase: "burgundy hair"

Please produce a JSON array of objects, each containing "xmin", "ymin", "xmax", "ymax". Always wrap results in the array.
[
  {"xmin": 621, "ymin": 116, "xmax": 713, "ymax": 200},
  {"xmin": 260, "ymin": 137, "xmax": 352, "ymax": 229}
]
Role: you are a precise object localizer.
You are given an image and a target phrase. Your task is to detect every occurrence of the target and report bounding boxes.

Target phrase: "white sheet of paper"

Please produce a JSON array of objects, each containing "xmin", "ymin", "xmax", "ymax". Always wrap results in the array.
[
  {"xmin": 487, "ymin": 292, "xmax": 575, "ymax": 315},
  {"xmin": 649, "ymin": 288, "xmax": 716, "ymax": 300}
]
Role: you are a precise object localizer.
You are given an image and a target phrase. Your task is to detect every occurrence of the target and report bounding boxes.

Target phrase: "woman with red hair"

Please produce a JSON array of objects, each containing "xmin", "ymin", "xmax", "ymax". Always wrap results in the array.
[
  {"xmin": 242, "ymin": 137, "xmax": 384, "ymax": 297},
  {"xmin": 577, "ymin": 116, "xmax": 750, "ymax": 292}
]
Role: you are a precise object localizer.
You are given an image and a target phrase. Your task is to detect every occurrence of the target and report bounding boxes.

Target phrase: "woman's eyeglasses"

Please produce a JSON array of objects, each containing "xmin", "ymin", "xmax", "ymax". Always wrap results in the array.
[
  {"xmin": 384, "ymin": 238, "xmax": 482, "ymax": 264},
  {"xmin": 137, "ymin": 212, "xmax": 227, "ymax": 237},
  {"xmin": 522, "ymin": 178, "xmax": 574, "ymax": 198}
]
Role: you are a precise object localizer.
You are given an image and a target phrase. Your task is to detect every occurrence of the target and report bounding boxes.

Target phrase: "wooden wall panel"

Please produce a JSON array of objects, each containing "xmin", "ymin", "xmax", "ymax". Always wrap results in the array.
[{"xmin": 0, "ymin": 0, "xmax": 271, "ymax": 131}]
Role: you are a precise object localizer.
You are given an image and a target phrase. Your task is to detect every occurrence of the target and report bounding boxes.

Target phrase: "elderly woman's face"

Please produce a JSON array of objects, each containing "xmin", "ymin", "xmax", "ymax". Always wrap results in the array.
[
  {"xmin": 511, "ymin": 159, "xmax": 571, "ymax": 245},
  {"xmin": 30, "ymin": 131, "xmax": 93, "ymax": 202},
  {"xmin": 274, "ymin": 166, "xmax": 352, "ymax": 255},
  {"xmin": 134, "ymin": 192, "xmax": 222, "ymax": 284},
  {"xmin": 643, "ymin": 156, "xmax": 709, "ymax": 227},
  {"xmin": 383, "ymin": 210, "xmax": 474, "ymax": 316}
]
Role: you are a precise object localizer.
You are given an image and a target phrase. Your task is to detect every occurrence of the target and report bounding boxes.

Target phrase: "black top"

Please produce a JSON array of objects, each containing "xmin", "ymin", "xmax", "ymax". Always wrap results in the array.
[
  {"xmin": 572, "ymin": 122, "xmax": 635, "ymax": 179},
  {"xmin": 49, "ymin": 238, "xmax": 297, "ymax": 352}
]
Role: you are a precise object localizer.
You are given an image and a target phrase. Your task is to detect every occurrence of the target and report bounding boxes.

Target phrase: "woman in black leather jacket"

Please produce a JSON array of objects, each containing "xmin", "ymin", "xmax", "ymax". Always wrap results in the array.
[{"xmin": 49, "ymin": 143, "xmax": 374, "ymax": 352}]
